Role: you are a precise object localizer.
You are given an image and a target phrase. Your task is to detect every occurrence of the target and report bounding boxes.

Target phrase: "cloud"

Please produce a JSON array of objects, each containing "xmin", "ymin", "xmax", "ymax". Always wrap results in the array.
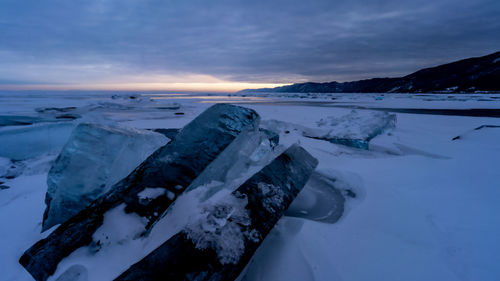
[{"xmin": 0, "ymin": 0, "xmax": 499, "ymax": 87}]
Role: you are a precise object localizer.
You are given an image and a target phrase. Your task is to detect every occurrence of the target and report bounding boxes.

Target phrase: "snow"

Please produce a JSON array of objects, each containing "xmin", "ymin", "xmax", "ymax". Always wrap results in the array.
[
  {"xmin": 0, "ymin": 156, "xmax": 12, "ymax": 177},
  {"xmin": 1, "ymin": 91, "xmax": 500, "ymax": 281},
  {"xmin": 262, "ymin": 110, "xmax": 396, "ymax": 149},
  {"xmin": 54, "ymin": 265, "xmax": 88, "ymax": 281},
  {"xmin": 137, "ymin": 187, "xmax": 167, "ymax": 200},
  {"xmin": 186, "ymin": 193, "xmax": 254, "ymax": 265},
  {"xmin": 312, "ymin": 110, "xmax": 396, "ymax": 143}
]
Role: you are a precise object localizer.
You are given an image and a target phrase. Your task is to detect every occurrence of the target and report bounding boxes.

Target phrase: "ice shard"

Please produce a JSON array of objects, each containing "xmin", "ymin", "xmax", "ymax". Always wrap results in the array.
[
  {"xmin": 115, "ymin": 144, "xmax": 318, "ymax": 281},
  {"xmin": 186, "ymin": 128, "xmax": 279, "ymax": 194},
  {"xmin": 304, "ymin": 110, "xmax": 396, "ymax": 149},
  {"xmin": 151, "ymin": 128, "xmax": 180, "ymax": 141},
  {"xmin": 19, "ymin": 104, "xmax": 259, "ymax": 281},
  {"xmin": 286, "ymin": 171, "xmax": 345, "ymax": 224},
  {"xmin": 261, "ymin": 110, "xmax": 396, "ymax": 150},
  {"xmin": 43, "ymin": 123, "xmax": 169, "ymax": 231}
]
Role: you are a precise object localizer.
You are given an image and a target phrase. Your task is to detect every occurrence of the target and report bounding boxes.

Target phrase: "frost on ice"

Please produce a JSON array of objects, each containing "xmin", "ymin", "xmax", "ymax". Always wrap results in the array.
[
  {"xmin": 115, "ymin": 144, "xmax": 318, "ymax": 281},
  {"xmin": 262, "ymin": 110, "xmax": 396, "ymax": 149},
  {"xmin": 186, "ymin": 194, "xmax": 257, "ymax": 265},
  {"xmin": 137, "ymin": 187, "xmax": 167, "ymax": 201},
  {"xmin": 20, "ymin": 104, "xmax": 260, "ymax": 281},
  {"xmin": 305, "ymin": 110, "xmax": 397, "ymax": 149},
  {"xmin": 42, "ymin": 123, "xmax": 168, "ymax": 231}
]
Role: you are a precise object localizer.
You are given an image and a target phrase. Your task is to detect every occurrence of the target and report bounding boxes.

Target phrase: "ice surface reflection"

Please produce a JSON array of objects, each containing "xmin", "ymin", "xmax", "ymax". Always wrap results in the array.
[{"xmin": 143, "ymin": 93, "xmax": 271, "ymax": 103}]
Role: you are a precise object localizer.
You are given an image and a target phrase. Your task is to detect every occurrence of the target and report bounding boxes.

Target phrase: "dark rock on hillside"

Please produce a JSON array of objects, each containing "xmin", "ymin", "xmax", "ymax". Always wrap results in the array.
[
  {"xmin": 242, "ymin": 51, "xmax": 500, "ymax": 93},
  {"xmin": 19, "ymin": 104, "xmax": 260, "ymax": 281},
  {"xmin": 115, "ymin": 144, "xmax": 318, "ymax": 281}
]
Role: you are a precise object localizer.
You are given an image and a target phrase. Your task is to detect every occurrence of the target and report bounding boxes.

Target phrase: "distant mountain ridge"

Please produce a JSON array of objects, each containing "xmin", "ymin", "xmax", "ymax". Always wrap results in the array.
[{"xmin": 241, "ymin": 51, "xmax": 500, "ymax": 93}]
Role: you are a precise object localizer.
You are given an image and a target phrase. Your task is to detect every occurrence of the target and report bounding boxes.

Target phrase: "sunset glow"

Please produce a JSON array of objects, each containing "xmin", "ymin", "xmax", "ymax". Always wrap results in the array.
[{"xmin": 0, "ymin": 82, "xmax": 288, "ymax": 92}]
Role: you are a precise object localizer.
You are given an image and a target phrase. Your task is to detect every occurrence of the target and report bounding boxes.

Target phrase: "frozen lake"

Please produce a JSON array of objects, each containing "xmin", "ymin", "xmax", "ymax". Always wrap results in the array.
[{"xmin": 1, "ymin": 91, "xmax": 500, "ymax": 281}]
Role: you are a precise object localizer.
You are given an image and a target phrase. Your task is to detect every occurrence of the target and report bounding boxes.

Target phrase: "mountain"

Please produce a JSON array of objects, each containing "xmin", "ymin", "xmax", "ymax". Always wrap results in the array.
[{"xmin": 241, "ymin": 51, "xmax": 500, "ymax": 93}]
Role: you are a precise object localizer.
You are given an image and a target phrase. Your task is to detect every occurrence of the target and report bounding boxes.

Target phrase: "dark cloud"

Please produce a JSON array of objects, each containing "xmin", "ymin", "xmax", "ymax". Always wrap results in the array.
[{"xmin": 0, "ymin": 0, "xmax": 499, "ymax": 84}]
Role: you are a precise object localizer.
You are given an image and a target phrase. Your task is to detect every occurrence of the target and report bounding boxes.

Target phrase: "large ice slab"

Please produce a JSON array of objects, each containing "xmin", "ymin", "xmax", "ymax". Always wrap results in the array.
[
  {"xmin": 42, "ymin": 123, "xmax": 169, "ymax": 231},
  {"xmin": 115, "ymin": 145, "xmax": 318, "ymax": 281},
  {"xmin": 39, "ymin": 127, "xmax": 278, "ymax": 281},
  {"xmin": 261, "ymin": 110, "xmax": 396, "ymax": 150},
  {"xmin": 304, "ymin": 110, "xmax": 396, "ymax": 149},
  {"xmin": 185, "ymin": 128, "xmax": 279, "ymax": 195},
  {"xmin": 0, "ymin": 123, "xmax": 76, "ymax": 160},
  {"xmin": 20, "ymin": 104, "xmax": 259, "ymax": 281}
]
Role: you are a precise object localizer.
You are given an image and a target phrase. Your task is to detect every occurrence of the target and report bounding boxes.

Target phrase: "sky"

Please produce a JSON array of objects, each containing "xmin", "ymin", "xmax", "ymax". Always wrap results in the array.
[{"xmin": 0, "ymin": 0, "xmax": 499, "ymax": 92}]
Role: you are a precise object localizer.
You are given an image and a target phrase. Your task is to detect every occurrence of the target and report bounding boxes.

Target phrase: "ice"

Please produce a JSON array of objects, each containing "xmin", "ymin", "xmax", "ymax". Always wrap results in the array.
[
  {"xmin": 42, "ymin": 123, "xmax": 168, "ymax": 231},
  {"xmin": 261, "ymin": 110, "xmax": 396, "ymax": 150},
  {"xmin": 115, "ymin": 145, "xmax": 318, "ymax": 281},
  {"xmin": 0, "ymin": 116, "xmax": 45, "ymax": 127},
  {"xmin": 54, "ymin": 265, "xmax": 87, "ymax": 281},
  {"xmin": 21, "ymin": 104, "xmax": 260, "ymax": 281},
  {"xmin": 0, "ymin": 160, "xmax": 26, "ymax": 180},
  {"xmin": 185, "ymin": 128, "xmax": 279, "ymax": 198},
  {"xmin": 0, "ymin": 157, "xmax": 11, "ymax": 177},
  {"xmin": 92, "ymin": 204, "xmax": 148, "ymax": 250},
  {"xmin": 1, "ymin": 92, "xmax": 499, "ymax": 281},
  {"xmin": 187, "ymin": 194, "xmax": 253, "ymax": 265},
  {"xmin": 285, "ymin": 171, "xmax": 362, "ymax": 224},
  {"xmin": 452, "ymin": 124, "xmax": 500, "ymax": 141},
  {"xmin": 304, "ymin": 110, "xmax": 397, "ymax": 149},
  {"xmin": 241, "ymin": 217, "xmax": 313, "ymax": 281},
  {"xmin": 0, "ymin": 123, "xmax": 76, "ymax": 160},
  {"xmin": 137, "ymin": 188, "xmax": 167, "ymax": 201},
  {"xmin": 258, "ymin": 128, "xmax": 279, "ymax": 148},
  {"xmin": 150, "ymin": 128, "xmax": 180, "ymax": 140}
]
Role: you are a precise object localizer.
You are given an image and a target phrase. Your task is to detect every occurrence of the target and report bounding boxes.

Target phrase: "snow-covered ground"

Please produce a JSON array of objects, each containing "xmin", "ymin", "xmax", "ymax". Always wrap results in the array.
[{"xmin": 1, "ymin": 91, "xmax": 499, "ymax": 281}]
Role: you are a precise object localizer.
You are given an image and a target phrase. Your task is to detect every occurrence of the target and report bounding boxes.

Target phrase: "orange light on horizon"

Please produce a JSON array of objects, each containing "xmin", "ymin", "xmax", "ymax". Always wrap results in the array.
[{"xmin": 0, "ymin": 81, "xmax": 288, "ymax": 92}]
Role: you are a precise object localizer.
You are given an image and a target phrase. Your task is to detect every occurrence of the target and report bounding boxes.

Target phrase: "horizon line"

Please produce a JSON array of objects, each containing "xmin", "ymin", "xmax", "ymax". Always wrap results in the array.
[{"xmin": 0, "ymin": 82, "xmax": 291, "ymax": 93}]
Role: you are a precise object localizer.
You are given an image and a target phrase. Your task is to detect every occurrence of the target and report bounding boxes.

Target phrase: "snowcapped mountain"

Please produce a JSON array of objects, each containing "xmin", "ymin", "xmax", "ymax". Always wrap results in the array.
[{"xmin": 241, "ymin": 51, "xmax": 500, "ymax": 93}]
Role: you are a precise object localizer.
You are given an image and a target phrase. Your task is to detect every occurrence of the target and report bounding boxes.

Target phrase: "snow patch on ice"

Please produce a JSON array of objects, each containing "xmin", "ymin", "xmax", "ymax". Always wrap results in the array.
[
  {"xmin": 257, "ymin": 182, "xmax": 285, "ymax": 214},
  {"xmin": 92, "ymin": 204, "xmax": 148, "ymax": 249},
  {"xmin": 262, "ymin": 110, "xmax": 396, "ymax": 149},
  {"xmin": 186, "ymin": 192, "xmax": 258, "ymax": 265},
  {"xmin": 313, "ymin": 110, "xmax": 396, "ymax": 142},
  {"xmin": 137, "ymin": 187, "xmax": 167, "ymax": 200}
]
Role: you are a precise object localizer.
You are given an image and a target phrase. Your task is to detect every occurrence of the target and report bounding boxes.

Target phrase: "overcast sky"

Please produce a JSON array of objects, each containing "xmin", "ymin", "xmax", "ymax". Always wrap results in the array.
[{"xmin": 1, "ymin": 0, "xmax": 499, "ymax": 91}]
